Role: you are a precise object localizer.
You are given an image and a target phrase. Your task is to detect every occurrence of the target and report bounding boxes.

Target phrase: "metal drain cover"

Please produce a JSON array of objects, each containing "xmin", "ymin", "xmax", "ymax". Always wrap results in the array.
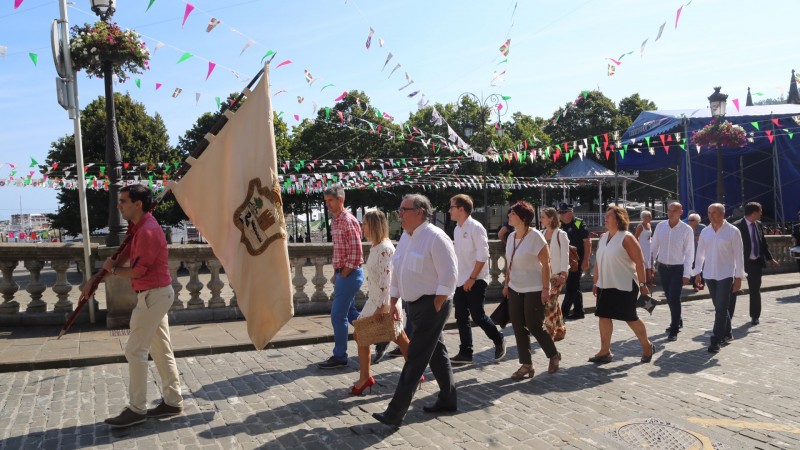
[
  {"xmin": 109, "ymin": 329, "xmax": 131, "ymax": 337},
  {"xmin": 617, "ymin": 422, "xmax": 703, "ymax": 449},
  {"xmin": 591, "ymin": 418, "xmax": 718, "ymax": 450}
]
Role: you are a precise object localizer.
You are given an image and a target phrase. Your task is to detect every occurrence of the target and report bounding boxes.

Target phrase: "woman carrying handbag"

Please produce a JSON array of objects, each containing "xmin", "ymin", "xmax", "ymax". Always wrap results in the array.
[
  {"xmin": 541, "ymin": 207, "xmax": 568, "ymax": 342},
  {"xmin": 351, "ymin": 209, "xmax": 412, "ymax": 395}
]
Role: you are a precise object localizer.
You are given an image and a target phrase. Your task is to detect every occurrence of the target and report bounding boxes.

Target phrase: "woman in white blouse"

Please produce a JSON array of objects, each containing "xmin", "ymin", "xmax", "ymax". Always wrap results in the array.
[
  {"xmin": 541, "ymin": 207, "xmax": 570, "ymax": 300},
  {"xmin": 503, "ymin": 201, "xmax": 561, "ymax": 380},
  {"xmin": 352, "ymin": 209, "xmax": 410, "ymax": 395},
  {"xmin": 590, "ymin": 206, "xmax": 654, "ymax": 364}
]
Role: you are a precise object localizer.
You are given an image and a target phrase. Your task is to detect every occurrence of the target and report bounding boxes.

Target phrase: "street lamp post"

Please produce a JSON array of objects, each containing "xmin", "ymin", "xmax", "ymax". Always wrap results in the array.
[
  {"xmin": 708, "ymin": 86, "xmax": 728, "ymax": 204},
  {"xmin": 458, "ymin": 93, "xmax": 507, "ymax": 227},
  {"xmin": 90, "ymin": 0, "xmax": 125, "ymax": 246}
]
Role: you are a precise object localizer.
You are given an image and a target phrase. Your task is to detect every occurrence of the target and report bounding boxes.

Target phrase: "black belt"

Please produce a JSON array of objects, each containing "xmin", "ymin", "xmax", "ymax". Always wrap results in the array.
[
  {"xmin": 659, "ymin": 263, "xmax": 683, "ymax": 268},
  {"xmin": 334, "ymin": 266, "xmax": 360, "ymax": 273}
]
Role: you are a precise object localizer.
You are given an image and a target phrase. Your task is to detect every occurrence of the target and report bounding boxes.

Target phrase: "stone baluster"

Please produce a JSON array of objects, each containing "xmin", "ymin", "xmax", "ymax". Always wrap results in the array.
[
  {"xmin": 229, "ymin": 288, "xmax": 238, "ymax": 308},
  {"xmin": 167, "ymin": 259, "xmax": 184, "ymax": 310},
  {"xmin": 51, "ymin": 260, "xmax": 73, "ymax": 313},
  {"xmin": 311, "ymin": 257, "xmax": 329, "ymax": 302},
  {"xmin": 24, "ymin": 260, "xmax": 47, "ymax": 313},
  {"xmin": 206, "ymin": 259, "xmax": 225, "ymax": 308},
  {"xmin": 292, "ymin": 258, "xmax": 309, "ymax": 304},
  {"xmin": 185, "ymin": 260, "xmax": 204, "ymax": 309},
  {"xmin": 0, "ymin": 260, "xmax": 20, "ymax": 314},
  {"xmin": 487, "ymin": 252, "xmax": 504, "ymax": 300}
]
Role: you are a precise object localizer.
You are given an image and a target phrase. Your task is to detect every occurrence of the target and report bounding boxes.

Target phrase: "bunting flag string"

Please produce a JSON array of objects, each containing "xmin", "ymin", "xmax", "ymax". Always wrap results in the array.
[
  {"xmin": 6, "ymin": 114, "xmax": 799, "ymax": 186},
  {"xmin": 607, "ymin": 3, "xmax": 691, "ymax": 76}
]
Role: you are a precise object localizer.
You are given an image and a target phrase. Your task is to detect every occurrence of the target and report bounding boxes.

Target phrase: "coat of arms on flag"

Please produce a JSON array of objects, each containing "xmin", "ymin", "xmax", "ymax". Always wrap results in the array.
[{"xmin": 234, "ymin": 174, "xmax": 286, "ymax": 256}]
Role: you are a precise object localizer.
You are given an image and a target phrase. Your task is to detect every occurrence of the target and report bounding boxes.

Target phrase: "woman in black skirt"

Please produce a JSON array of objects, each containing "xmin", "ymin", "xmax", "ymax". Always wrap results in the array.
[{"xmin": 590, "ymin": 206, "xmax": 655, "ymax": 363}]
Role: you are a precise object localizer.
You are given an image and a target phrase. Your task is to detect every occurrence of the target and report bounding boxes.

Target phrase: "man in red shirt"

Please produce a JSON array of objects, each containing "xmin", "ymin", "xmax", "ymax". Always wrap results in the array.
[
  {"xmin": 318, "ymin": 185, "xmax": 364, "ymax": 369},
  {"xmin": 87, "ymin": 184, "xmax": 183, "ymax": 427}
]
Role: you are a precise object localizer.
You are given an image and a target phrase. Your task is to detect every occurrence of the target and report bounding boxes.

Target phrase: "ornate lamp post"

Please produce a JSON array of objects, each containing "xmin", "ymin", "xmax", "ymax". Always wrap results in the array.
[
  {"xmin": 89, "ymin": 0, "xmax": 125, "ymax": 246},
  {"xmin": 708, "ymin": 87, "xmax": 728, "ymax": 204},
  {"xmin": 458, "ymin": 93, "xmax": 507, "ymax": 227}
]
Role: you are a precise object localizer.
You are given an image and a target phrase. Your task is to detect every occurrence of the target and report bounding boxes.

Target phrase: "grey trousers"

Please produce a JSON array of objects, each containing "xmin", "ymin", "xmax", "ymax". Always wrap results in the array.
[{"xmin": 384, "ymin": 295, "xmax": 456, "ymax": 419}]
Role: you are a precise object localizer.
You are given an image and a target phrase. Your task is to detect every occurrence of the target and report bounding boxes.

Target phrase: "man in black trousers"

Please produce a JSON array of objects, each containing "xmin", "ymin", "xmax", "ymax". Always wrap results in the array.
[
  {"xmin": 559, "ymin": 204, "xmax": 591, "ymax": 320},
  {"xmin": 730, "ymin": 202, "xmax": 779, "ymax": 326},
  {"xmin": 373, "ymin": 194, "xmax": 458, "ymax": 428}
]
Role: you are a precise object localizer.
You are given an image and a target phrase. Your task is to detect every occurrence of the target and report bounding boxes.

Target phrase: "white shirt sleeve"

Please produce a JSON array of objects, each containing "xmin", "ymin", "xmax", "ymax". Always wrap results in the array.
[
  {"xmin": 650, "ymin": 222, "xmax": 661, "ymax": 264},
  {"xmin": 682, "ymin": 226, "xmax": 694, "ymax": 278},
  {"xmin": 472, "ymin": 222, "xmax": 490, "ymax": 263},
  {"xmin": 692, "ymin": 229, "xmax": 706, "ymax": 277},
  {"xmin": 732, "ymin": 226, "xmax": 746, "ymax": 279},
  {"xmin": 558, "ymin": 230, "xmax": 570, "ymax": 273},
  {"xmin": 431, "ymin": 232, "xmax": 458, "ymax": 297}
]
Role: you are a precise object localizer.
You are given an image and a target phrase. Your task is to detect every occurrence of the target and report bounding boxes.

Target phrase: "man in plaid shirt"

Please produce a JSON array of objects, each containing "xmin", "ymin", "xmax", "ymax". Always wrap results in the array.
[{"xmin": 318, "ymin": 185, "xmax": 365, "ymax": 369}]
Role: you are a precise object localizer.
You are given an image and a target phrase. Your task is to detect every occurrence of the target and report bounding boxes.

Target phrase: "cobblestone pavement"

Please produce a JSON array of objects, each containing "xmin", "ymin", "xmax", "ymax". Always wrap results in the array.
[{"xmin": 1, "ymin": 288, "xmax": 799, "ymax": 449}]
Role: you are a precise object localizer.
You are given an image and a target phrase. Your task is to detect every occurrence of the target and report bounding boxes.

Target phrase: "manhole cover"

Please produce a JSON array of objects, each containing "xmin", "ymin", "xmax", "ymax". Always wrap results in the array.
[
  {"xmin": 109, "ymin": 329, "xmax": 131, "ymax": 337},
  {"xmin": 617, "ymin": 422, "xmax": 703, "ymax": 449}
]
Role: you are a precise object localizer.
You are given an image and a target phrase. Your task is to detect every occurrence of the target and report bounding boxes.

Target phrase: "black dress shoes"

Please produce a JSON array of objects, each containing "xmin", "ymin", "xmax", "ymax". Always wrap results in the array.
[
  {"xmin": 751, "ymin": 318, "xmax": 760, "ymax": 325},
  {"xmin": 422, "ymin": 402, "xmax": 457, "ymax": 413},
  {"xmin": 372, "ymin": 342, "xmax": 388, "ymax": 364},
  {"xmin": 372, "ymin": 412, "xmax": 402, "ymax": 428}
]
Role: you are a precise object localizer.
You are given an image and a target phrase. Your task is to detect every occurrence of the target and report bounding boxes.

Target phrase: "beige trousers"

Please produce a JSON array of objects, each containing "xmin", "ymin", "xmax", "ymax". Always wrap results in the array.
[{"xmin": 125, "ymin": 285, "xmax": 182, "ymax": 414}]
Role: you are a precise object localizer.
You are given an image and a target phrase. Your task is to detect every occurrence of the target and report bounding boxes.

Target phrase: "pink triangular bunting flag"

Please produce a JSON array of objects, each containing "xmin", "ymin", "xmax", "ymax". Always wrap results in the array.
[
  {"xmin": 155, "ymin": 83, "xmax": 163, "ymax": 90},
  {"xmin": 182, "ymin": 3, "xmax": 194, "ymax": 28},
  {"xmin": 206, "ymin": 61, "xmax": 216, "ymax": 81}
]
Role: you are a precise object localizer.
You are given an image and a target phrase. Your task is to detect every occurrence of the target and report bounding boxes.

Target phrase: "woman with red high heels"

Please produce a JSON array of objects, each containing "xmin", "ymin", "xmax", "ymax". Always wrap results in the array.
[{"xmin": 351, "ymin": 209, "xmax": 411, "ymax": 395}]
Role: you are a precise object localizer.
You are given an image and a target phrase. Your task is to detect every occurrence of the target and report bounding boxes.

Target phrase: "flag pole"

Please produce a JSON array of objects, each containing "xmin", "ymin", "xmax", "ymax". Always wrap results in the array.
[{"xmin": 59, "ymin": 63, "xmax": 272, "ymax": 338}]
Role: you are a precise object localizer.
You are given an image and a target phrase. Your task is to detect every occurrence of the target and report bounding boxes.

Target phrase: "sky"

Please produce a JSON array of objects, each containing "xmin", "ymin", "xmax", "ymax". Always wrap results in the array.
[{"xmin": 1, "ymin": 0, "xmax": 798, "ymax": 220}]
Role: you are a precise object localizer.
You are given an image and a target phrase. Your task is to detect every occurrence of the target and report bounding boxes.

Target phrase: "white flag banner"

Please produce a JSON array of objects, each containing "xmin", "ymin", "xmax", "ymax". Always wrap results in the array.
[{"xmin": 169, "ymin": 64, "xmax": 293, "ymax": 350}]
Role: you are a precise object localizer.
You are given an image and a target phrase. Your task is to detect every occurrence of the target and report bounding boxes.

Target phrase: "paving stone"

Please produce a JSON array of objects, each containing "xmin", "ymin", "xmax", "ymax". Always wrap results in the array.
[{"xmin": 2, "ymin": 289, "xmax": 800, "ymax": 448}]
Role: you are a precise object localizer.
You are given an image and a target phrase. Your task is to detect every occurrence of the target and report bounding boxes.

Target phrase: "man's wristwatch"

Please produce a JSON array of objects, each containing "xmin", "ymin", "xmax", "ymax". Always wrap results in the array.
[{"xmin": 638, "ymin": 281, "xmax": 646, "ymax": 288}]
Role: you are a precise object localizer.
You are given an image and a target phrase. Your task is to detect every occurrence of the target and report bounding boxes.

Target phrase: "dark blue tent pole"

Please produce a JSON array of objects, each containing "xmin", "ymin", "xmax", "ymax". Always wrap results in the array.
[
  {"xmin": 683, "ymin": 117, "xmax": 695, "ymax": 213},
  {"xmin": 771, "ymin": 114, "xmax": 785, "ymax": 226}
]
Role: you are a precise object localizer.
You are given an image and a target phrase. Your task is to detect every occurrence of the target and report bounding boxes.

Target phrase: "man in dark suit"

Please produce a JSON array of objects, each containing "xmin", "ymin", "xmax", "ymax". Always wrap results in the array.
[{"xmin": 729, "ymin": 202, "xmax": 779, "ymax": 326}]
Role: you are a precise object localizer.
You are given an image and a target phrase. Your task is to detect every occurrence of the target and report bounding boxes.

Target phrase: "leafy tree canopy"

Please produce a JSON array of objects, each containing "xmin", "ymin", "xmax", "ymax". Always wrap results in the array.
[{"xmin": 46, "ymin": 92, "xmax": 181, "ymax": 235}]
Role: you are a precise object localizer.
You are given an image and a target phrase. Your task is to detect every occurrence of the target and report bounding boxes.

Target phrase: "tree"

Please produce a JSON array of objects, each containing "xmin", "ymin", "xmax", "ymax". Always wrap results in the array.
[
  {"xmin": 286, "ymin": 90, "xmax": 406, "ymax": 214},
  {"xmin": 46, "ymin": 93, "xmax": 181, "ymax": 235},
  {"xmin": 618, "ymin": 93, "xmax": 657, "ymax": 128}
]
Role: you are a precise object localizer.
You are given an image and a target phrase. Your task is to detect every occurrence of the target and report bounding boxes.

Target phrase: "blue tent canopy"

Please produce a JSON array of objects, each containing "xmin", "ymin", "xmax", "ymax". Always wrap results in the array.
[{"xmin": 618, "ymin": 105, "xmax": 800, "ymax": 222}]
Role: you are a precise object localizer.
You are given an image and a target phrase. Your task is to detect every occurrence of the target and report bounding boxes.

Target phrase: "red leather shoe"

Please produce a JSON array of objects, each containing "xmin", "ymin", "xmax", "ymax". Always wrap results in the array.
[{"xmin": 350, "ymin": 377, "xmax": 375, "ymax": 396}]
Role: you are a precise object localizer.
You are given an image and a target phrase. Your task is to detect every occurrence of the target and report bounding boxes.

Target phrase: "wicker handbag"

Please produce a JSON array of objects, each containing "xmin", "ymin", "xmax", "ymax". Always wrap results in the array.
[{"xmin": 353, "ymin": 313, "xmax": 399, "ymax": 346}]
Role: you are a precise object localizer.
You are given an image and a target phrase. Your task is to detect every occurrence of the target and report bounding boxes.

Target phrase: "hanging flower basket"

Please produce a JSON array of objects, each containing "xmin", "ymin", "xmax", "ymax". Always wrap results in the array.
[
  {"xmin": 69, "ymin": 21, "xmax": 150, "ymax": 83},
  {"xmin": 691, "ymin": 119, "xmax": 747, "ymax": 148}
]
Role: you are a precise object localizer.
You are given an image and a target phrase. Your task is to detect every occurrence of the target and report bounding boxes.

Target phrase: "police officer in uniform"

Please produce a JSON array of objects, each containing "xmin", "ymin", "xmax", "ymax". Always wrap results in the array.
[{"xmin": 559, "ymin": 203, "xmax": 591, "ymax": 320}]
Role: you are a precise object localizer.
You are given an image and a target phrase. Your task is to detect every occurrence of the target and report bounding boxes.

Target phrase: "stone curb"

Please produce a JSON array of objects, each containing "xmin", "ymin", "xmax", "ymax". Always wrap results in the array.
[{"xmin": 1, "ymin": 282, "xmax": 797, "ymax": 373}]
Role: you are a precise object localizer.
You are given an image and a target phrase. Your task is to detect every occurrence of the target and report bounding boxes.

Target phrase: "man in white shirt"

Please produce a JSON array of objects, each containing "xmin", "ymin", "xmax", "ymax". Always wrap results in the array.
[
  {"xmin": 650, "ymin": 202, "xmax": 694, "ymax": 341},
  {"xmin": 692, "ymin": 203, "xmax": 746, "ymax": 353},
  {"xmin": 448, "ymin": 194, "xmax": 506, "ymax": 366},
  {"xmin": 373, "ymin": 194, "xmax": 458, "ymax": 429}
]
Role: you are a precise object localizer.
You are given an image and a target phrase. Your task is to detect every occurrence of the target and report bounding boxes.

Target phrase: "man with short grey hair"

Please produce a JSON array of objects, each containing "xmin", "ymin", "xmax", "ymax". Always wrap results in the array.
[
  {"xmin": 373, "ymin": 194, "xmax": 458, "ymax": 428},
  {"xmin": 318, "ymin": 185, "xmax": 364, "ymax": 369},
  {"xmin": 693, "ymin": 203, "xmax": 745, "ymax": 353}
]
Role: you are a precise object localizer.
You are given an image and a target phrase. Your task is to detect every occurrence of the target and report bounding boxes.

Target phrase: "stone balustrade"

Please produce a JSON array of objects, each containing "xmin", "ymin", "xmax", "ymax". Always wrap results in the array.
[{"xmin": 0, "ymin": 236, "xmax": 797, "ymax": 327}]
